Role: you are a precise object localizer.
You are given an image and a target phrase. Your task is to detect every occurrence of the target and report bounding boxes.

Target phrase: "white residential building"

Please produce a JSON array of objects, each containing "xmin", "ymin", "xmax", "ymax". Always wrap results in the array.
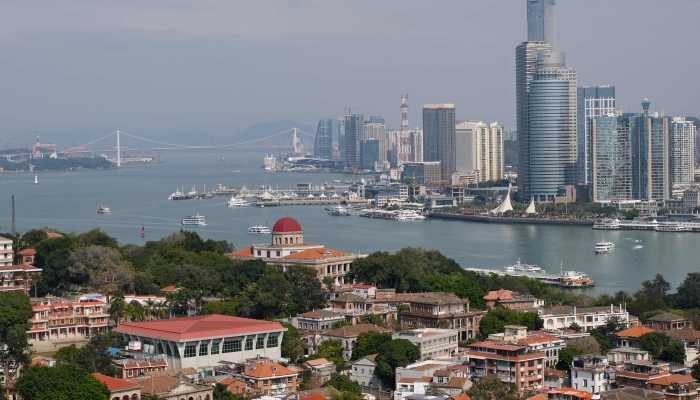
[
  {"xmin": 393, "ymin": 329, "xmax": 459, "ymax": 361},
  {"xmin": 539, "ymin": 305, "xmax": 629, "ymax": 332},
  {"xmin": 0, "ymin": 236, "xmax": 12, "ymax": 267},
  {"xmin": 350, "ymin": 354, "xmax": 381, "ymax": 388},
  {"xmin": 571, "ymin": 355, "xmax": 610, "ymax": 396}
]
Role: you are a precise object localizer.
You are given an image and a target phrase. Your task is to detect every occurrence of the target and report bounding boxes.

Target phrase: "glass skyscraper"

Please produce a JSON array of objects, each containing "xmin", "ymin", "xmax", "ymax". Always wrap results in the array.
[
  {"xmin": 669, "ymin": 117, "xmax": 697, "ymax": 187},
  {"xmin": 422, "ymin": 104, "xmax": 456, "ymax": 183},
  {"xmin": 343, "ymin": 113, "xmax": 363, "ymax": 169},
  {"xmin": 629, "ymin": 99, "xmax": 669, "ymax": 201},
  {"xmin": 577, "ymin": 86, "xmax": 616, "ymax": 185},
  {"xmin": 591, "ymin": 114, "xmax": 631, "ymax": 202},
  {"xmin": 313, "ymin": 119, "xmax": 334, "ymax": 160}
]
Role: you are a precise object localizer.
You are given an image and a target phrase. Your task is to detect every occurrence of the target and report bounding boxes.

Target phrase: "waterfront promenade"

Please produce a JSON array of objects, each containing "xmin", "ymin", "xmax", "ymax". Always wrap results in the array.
[{"xmin": 429, "ymin": 212, "xmax": 594, "ymax": 226}]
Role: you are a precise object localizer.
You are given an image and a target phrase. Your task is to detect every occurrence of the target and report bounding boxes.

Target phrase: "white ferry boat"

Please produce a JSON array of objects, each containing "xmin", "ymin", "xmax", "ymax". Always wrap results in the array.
[
  {"xmin": 594, "ymin": 241, "xmax": 615, "ymax": 254},
  {"xmin": 327, "ymin": 205, "xmax": 351, "ymax": 216},
  {"xmin": 96, "ymin": 205, "xmax": 112, "ymax": 214},
  {"xmin": 227, "ymin": 196, "xmax": 251, "ymax": 208},
  {"xmin": 168, "ymin": 189, "xmax": 187, "ymax": 201},
  {"xmin": 655, "ymin": 223, "xmax": 692, "ymax": 232},
  {"xmin": 505, "ymin": 258, "xmax": 545, "ymax": 273},
  {"xmin": 592, "ymin": 218, "xmax": 621, "ymax": 230},
  {"xmin": 248, "ymin": 225, "xmax": 272, "ymax": 234},
  {"xmin": 395, "ymin": 209, "xmax": 426, "ymax": 221},
  {"xmin": 181, "ymin": 214, "xmax": 207, "ymax": 226}
]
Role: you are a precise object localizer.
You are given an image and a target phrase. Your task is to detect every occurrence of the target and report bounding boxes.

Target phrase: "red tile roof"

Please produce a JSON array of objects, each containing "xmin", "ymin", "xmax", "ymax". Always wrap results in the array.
[
  {"xmin": 648, "ymin": 374, "xmax": 695, "ymax": 386},
  {"xmin": 283, "ymin": 247, "xmax": 347, "ymax": 261},
  {"xmin": 159, "ymin": 285, "xmax": 180, "ymax": 293},
  {"xmin": 231, "ymin": 246, "xmax": 254, "ymax": 257},
  {"xmin": 92, "ymin": 373, "xmax": 141, "ymax": 392},
  {"xmin": 616, "ymin": 327, "xmax": 655, "ymax": 338},
  {"xmin": 244, "ymin": 361, "xmax": 299, "ymax": 379},
  {"xmin": 114, "ymin": 314, "xmax": 284, "ymax": 341},
  {"xmin": 547, "ymin": 388, "xmax": 593, "ymax": 400},
  {"xmin": 484, "ymin": 289, "xmax": 515, "ymax": 301}
]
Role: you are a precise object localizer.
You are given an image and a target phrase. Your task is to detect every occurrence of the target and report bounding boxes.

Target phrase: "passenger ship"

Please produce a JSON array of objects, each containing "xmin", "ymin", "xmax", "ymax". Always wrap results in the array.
[
  {"xmin": 181, "ymin": 214, "xmax": 207, "ymax": 226},
  {"xmin": 248, "ymin": 225, "xmax": 272, "ymax": 234},
  {"xmin": 594, "ymin": 241, "xmax": 615, "ymax": 254}
]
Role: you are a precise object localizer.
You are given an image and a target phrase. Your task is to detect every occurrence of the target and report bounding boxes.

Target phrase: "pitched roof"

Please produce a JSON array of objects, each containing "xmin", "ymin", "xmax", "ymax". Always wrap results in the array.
[
  {"xmin": 92, "ymin": 373, "xmax": 141, "ymax": 393},
  {"xmin": 17, "ymin": 248, "xmax": 36, "ymax": 256},
  {"xmin": 450, "ymin": 394, "xmax": 470, "ymax": 400},
  {"xmin": 299, "ymin": 310, "xmax": 345, "ymax": 319},
  {"xmin": 484, "ymin": 289, "xmax": 515, "ymax": 301},
  {"xmin": 333, "ymin": 293, "xmax": 366, "ymax": 303},
  {"xmin": 646, "ymin": 312, "xmax": 686, "ymax": 322},
  {"xmin": 615, "ymin": 327, "xmax": 655, "ymax": 338},
  {"xmin": 244, "ymin": 360, "xmax": 299, "ymax": 379},
  {"xmin": 547, "ymin": 388, "xmax": 593, "ymax": 400},
  {"xmin": 114, "ymin": 314, "xmax": 284, "ymax": 341},
  {"xmin": 648, "ymin": 374, "xmax": 695, "ymax": 386},
  {"xmin": 601, "ymin": 388, "xmax": 665, "ymax": 400},
  {"xmin": 137, "ymin": 375, "xmax": 180, "ymax": 395},
  {"xmin": 304, "ymin": 358, "xmax": 334, "ymax": 367},
  {"xmin": 389, "ymin": 292, "xmax": 466, "ymax": 306},
  {"xmin": 665, "ymin": 327, "xmax": 700, "ymax": 342},
  {"xmin": 230, "ymin": 246, "xmax": 254, "ymax": 257},
  {"xmin": 283, "ymin": 247, "xmax": 347, "ymax": 260},
  {"xmin": 322, "ymin": 323, "xmax": 388, "ymax": 338}
]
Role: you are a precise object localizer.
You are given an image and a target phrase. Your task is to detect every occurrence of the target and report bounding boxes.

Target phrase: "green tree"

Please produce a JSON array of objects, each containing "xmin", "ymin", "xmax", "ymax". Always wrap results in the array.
[
  {"xmin": 351, "ymin": 332, "xmax": 391, "ymax": 360},
  {"xmin": 639, "ymin": 332, "xmax": 671, "ymax": 359},
  {"xmin": 202, "ymin": 299, "xmax": 238, "ymax": 316},
  {"xmin": 109, "ymin": 293, "xmax": 125, "ymax": 324},
  {"xmin": 375, "ymin": 339, "xmax": 419, "ymax": 388},
  {"xmin": 68, "ymin": 245, "xmax": 135, "ymax": 295},
  {"xmin": 20, "ymin": 229, "xmax": 49, "ymax": 247},
  {"xmin": 589, "ymin": 317, "xmax": 626, "ymax": 353},
  {"xmin": 675, "ymin": 273, "xmax": 700, "ymax": 309},
  {"xmin": 660, "ymin": 340, "xmax": 686, "ymax": 364},
  {"xmin": 35, "ymin": 235, "xmax": 77, "ymax": 294},
  {"xmin": 324, "ymin": 374, "xmax": 362, "ymax": 399},
  {"xmin": 54, "ymin": 335, "xmax": 120, "ymax": 375},
  {"xmin": 556, "ymin": 347, "xmax": 582, "ymax": 371},
  {"xmin": 0, "ymin": 291, "xmax": 33, "ymax": 385},
  {"xmin": 316, "ymin": 340, "xmax": 346, "ymax": 370},
  {"xmin": 77, "ymin": 229, "xmax": 119, "ymax": 248},
  {"xmin": 281, "ymin": 324, "xmax": 306, "ymax": 363},
  {"xmin": 629, "ymin": 274, "xmax": 670, "ymax": 316},
  {"xmin": 467, "ymin": 375, "xmax": 517, "ymax": 400},
  {"xmin": 478, "ymin": 307, "xmax": 543, "ymax": 337},
  {"xmin": 15, "ymin": 364, "xmax": 109, "ymax": 400},
  {"xmin": 692, "ymin": 362, "xmax": 700, "ymax": 380}
]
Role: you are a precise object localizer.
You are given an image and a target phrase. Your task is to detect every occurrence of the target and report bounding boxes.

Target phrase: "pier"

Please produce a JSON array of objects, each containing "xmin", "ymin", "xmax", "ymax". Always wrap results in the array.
[{"xmin": 429, "ymin": 212, "xmax": 594, "ymax": 226}]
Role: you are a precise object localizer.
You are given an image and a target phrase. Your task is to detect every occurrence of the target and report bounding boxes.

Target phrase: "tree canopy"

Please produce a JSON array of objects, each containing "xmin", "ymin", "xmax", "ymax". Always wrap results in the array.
[
  {"xmin": 0, "ymin": 291, "xmax": 33, "ymax": 383},
  {"xmin": 374, "ymin": 339, "xmax": 419, "ymax": 388},
  {"xmin": 479, "ymin": 307, "xmax": 543, "ymax": 337},
  {"xmin": 468, "ymin": 375, "xmax": 517, "ymax": 400},
  {"xmin": 15, "ymin": 364, "xmax": 109, "ymax": 400}
]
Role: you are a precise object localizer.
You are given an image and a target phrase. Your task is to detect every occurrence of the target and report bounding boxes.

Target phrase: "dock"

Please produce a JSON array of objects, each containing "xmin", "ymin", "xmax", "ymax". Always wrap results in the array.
[
  {"xmin": 430, "ymin": 212, "xmax": 593, "ymax": 226},
  {"xmin": 256, "ymin": 199, "xmax": 367, "ymax": 207}
]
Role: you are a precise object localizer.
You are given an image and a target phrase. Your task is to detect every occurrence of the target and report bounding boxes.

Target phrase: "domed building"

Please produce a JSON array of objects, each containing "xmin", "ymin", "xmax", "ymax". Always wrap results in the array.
[{"xmin": 230, "ymin": 217, "xmax": 363, "ymax": 285}]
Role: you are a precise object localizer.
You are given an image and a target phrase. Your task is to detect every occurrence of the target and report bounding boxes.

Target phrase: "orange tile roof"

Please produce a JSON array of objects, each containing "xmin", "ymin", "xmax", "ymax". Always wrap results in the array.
[
  {"xmin": 547, "ymin": 387, "xmax": 593, "ymax": 400},
  {"xmin": 231, "ymin": 246, "xmax": 254, "ymax": 257},
  {"xmin": 300, "ymin": 392, "xmax": 331, "ymax": 400},
  {"xmin": 92, "ymin": 373, "xmax": 141, "ymax": 392},
  {"xmin": 219, "ymin": 377, "xmax": 247, "ymax": 394},
  {"xmin": 484, "ymin": 289, "xmax": 515, "ymax": 301},
  {"xmin": 304, "ymin": 358, "xmax": 333, "ymax": 367},
  {"xmin": 451, "ymin": 394, "xmax": 470, "ymax": 400},
  {"xmin": 283, "ymin": 247, "xmax": 347, "ymax": 261},
  {"xmin": 648, "ymin": 374, "xmax": 695, "ymax": 386},
  {"xmin": 114, "ymin": 314, "xmax": 284, "ymax": 341},
  {"xmin": 160, "ymin": 285, "xmax": 180, "ymax": 293},
  {"xmin": 244, "ymin": 361, "xmax": 299, "ymax": 379},
  {"xmin": 616, "ymin": 326, "xmax": 655, "ymax": 338},
  {"xmin": 519, "ymin": 331, "xmax": 562, "ymax": 345}
]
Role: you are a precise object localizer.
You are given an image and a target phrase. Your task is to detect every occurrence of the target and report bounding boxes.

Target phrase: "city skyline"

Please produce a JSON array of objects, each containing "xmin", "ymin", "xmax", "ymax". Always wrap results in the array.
[{"xmin": 0, "ymin": 0, "xmax": 698, "ymax": 144}]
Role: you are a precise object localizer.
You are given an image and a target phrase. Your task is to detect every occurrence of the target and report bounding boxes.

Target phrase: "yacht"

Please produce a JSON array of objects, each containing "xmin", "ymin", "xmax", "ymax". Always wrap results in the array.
[
  {"xmin": 248, "ymin": 225, "xmax": 272, "ymax": 234},
  {"xmin": 327, "ymin": 205, "xmax": 351, "ymax": 216},
  {"xmin": 181, "ymin": 214, "xmax": 207, "ymax": 226},
  {"xmin": 96, "ymin": 205, "xmax": 112, "ymax": 214},
  {"xmin": 505, "ymin": 258, "xmax": 545, "ymax": 274},
  {"xmin": 655, "ymin": 223, "xmax": 692, "ymax": 232},
  {"xmin": 227, "ymin": 196, "xmax": 251, "ymax": 208},
  {"xmin": 168, "ymin": 189, "xmax": 187, "ymax": 201},
  {"xmin": 594, "ymin": 241, "xmax": 615, "ymax": 254},
  {"xmin": 394, "ymin": 209, "xmax": 426, "ymax": 221}
]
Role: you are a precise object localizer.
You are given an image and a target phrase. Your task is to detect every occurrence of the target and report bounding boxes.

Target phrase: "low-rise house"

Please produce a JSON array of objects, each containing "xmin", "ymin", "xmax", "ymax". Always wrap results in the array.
[
  {"xmin": 645, "ymin": 313, "xmax": 690, "ymax": 331},
  {"xmin": 113, "ymin": 357, "xmax": 169, "ymax": 379},
  {"xmin": 600, "ymin": 387, "xmax": 664, "ymax": 400},
  {"xmin": 395, "ymin": 376, "xmax": 433, "ymax": 400},
  {"xmin": 29, "ymin": 295, "xmax": 109, "ymax": 350},
  {"xmin": 539, "ymin": 305, "xmax": 630, "ymax": 332},
  {"xmin": 465, "ymin": 340, "xmax": 545, "ymax": 392},
  {"xmin": 570, "ymin": 355, "xmax": 610, "ymax": 395},
  {"xmin": 396, "ymin": 360, "xmax": 461, "ymax": 388},
  {"xmin": 0, "ymin": 264, "xmax": 42, "ymax": 296},
  {"xmin": 114, "ymin": 314, "xmax": 286, "ymax": 374},
  {"xmin": 607, "ymin": 348, "xmax": 650, "ymax": 365},
  {"xmin": 488, "ymin": 325, "xmax": 565, "ymax": 368},
  {"xmin": 303, "ymin": 358, "xmax": 336, "ymax": 387},
  {"xmin": 665, "ymin": 328, "xmax": 700, "ymax": 367},
  {"xmin": 317, "ymin": 323, "xmax": 389, "ymax": 360},
  {"xmin": 292, "ymin": 310, "xmax": 346, "ymax": 332},
  {"xmin": 136, "ymin": 373, "xmax": 213, "ymax": 400},
  {"xmin": 545, "ymin": 368, "xmax": 569, "ymax": 389},
  {"xmin": 393, "ymin": 329, "xmax": 459, "ymax": 361},
  {"xmin": 429, "ymin": 365, "xmax": 471, "ymax": 396},
  {"xmin": 646, "ymin": 374, "xmax": 699, "ymax": 400},
  {"xmin": 240, "ymin": 358, "xmax": 301, "ymax": 397},
  {"xmin": 15, "ymin": 248, "xmax": 36, "ymax": 266},
  {"xmin": 92, "ymin": 372, "xmax": 142, "ymax": 400},
  {"xmin": 483, "ymin": 289, "xmax": 544, "ymax": 310},
  {"xmin": 544, "ymin": 387, "xmax": 594, "ymax": 400},
  {"xmin": 350, "ymin": 354, "xmax": 381, "ymax": 388},
  {"xmin": 616, "ymin": 327, "xmax": 656, "ymax": 348},
  {"xmin": 615, "ymin": 361, "xmax": 671, "ymax": 388}
]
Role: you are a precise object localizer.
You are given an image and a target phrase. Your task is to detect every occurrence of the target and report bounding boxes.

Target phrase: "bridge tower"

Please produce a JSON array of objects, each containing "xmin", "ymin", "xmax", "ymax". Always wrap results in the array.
[{"xmin": 116, "ymin": 129, "xmax": 121, "ymax": 168}]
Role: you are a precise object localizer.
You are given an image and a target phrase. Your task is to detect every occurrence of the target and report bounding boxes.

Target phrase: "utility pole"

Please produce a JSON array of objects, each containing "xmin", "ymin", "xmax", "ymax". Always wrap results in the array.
[{"xmin": 116, "ymin": 129, "xmax": 121, "ymax": 168}]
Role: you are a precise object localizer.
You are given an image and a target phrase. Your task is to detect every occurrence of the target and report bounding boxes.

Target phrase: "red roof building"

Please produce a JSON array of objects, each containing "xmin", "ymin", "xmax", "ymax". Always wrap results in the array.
[
  {"xmin": 29, "ymin": 295, "xmax": 109, "ymax": 346},
  {"xmin": 92, "ymin": 372, "xmax": 142, "ymax": 400},
  {"xmin": 114, "ymin": 314, "xmax": 286, "ymax": 374},
  {"xmin": 229, "ymin": 217, "xmax": 364, "ymax": 286}
]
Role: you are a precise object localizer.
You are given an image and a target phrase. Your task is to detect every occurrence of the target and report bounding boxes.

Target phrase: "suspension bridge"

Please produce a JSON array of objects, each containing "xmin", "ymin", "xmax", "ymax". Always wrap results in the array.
[{"xmin": 60, "ymin": 127, "xmax": 316, "ymax": 166}]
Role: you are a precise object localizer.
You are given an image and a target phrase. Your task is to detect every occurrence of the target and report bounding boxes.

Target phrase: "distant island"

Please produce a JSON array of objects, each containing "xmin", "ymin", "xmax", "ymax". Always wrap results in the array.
[{"xmin": 0, "ymin": 148, "xmax": 113, "ymax": 172}]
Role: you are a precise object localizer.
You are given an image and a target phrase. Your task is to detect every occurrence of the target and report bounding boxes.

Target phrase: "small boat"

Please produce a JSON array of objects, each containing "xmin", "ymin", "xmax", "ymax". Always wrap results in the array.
[
  {"xmin": 34, "ymin": 175, "xmax": 39, "ymax": 184},
  {"xmin": 505, "ymin": 258, "xmax": 545, "ymax": 273},
  {"xmin": 248, "ymin": 225, "xmax": 272, "ymax": 234},
  {"xmin": 168, "ymin": 189, "xmax": 187, "ymax": 200},
  {"xmin": 633, "ymin": 244, "xmax": 644, "ymax": 250},
  {"xmin": 96, "ymin": 205, "xmax": 112, "ymax": 214},
  {"xmin": 181, "ymin": 214, "xmax": 207, "ymax": 226},
  {"xmin": 327, "ymin": 205, "xmax": 351, "ymax": 216},
  {"xmin": 594, "ymin": 241, "xmax": 615, "ymax": 254},
  {"xmin": 593, "ymin": 218, "xmax": 621, "ymax": 230},
  {"xmin": 394, "ymin": 209, "xmax": 426, "ymax": 221},
  {"xmin": 227, "ymin": 196, "xmax": 251, "ymax": 208}
]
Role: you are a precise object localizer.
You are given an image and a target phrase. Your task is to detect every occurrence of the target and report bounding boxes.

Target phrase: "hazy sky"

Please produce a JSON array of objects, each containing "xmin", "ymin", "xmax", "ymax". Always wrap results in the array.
[{"xmin": 0, "ymin": 0, "xmax": 698, "ymax": 144}]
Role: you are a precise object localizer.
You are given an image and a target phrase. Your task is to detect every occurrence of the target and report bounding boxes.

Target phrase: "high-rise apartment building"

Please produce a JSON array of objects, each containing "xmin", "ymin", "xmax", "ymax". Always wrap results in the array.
[
  {"xmin": 361, "ymin": 120, "xmax": 387, "ymax": 166},
  {"xmin": 455, "ymin": 121, "xmax": 504, "ymax": 183},
  {"xmin": 591, "ymin": 114, "xmax": 632, "ymax": 202},
  {"xmin": 528, "ymin": 51, "xmax": 577, "ymax": 201},
  {"xmin": 313, "ymin": 119, "xmax": 334, "ymax": 160},
  {"xmin": 577, "ymin": 86, "xmax": 616, "ymax": 185},
  {"xmin": 423, "ymin": 104, "xmax": 456, "ymax": 183},
  {"xmin": 360, "ymin": 138, "xmax": 380, "ymax": 171},
  {"xmin": 669, "ymin": 117, "xmax": 696, "ymax": 187},
  {"xmin": 400, "ymin": 95, "xmax": 409, "ymax": 132},
  {"xmin": 343, "ymin": 113, "xmax": 363, "ymax": 169},
  {"xmin": 629, "ymin": 99, "xmax": 670, "ymax": 200}
]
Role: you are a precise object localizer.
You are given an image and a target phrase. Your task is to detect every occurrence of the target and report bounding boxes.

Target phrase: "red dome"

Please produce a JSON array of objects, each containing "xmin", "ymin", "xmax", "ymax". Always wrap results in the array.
[{"xmin": 272, "ymin": 217, "xmax": 303, "ymax": 233}]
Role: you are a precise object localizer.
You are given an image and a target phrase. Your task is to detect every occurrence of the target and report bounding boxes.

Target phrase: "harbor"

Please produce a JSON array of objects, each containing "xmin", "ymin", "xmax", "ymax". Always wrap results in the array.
[{"xmin": 464, "ymin": 260, "xmax": 595, "ymax": 288}]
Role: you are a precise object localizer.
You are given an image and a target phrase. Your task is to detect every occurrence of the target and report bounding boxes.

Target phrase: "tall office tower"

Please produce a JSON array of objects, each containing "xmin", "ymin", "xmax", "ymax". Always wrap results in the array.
[
  {"xmin": 343, "ymin": 113, "xmax": 363, "ymax": 169},
  {"xmin": 527, "ymin": 0, "xmax": 556, "ymax": 43},
  {"xmin": 361, "ymin": 120, "xmax": 387, "ymax": 166},
  {"xmin": 423, "ymin": 104, "xmax": 456, "ymax": 183},
  {"xmin": 337, "ymin": 117, "xmax": 345, "ymax": 161},
  {"xmin": 410, "ymin": 129, "xmax": 423, "ymax": 162},
  {"xmin": 360, "ymin": 138, "xmax": 380, "ymax": 171},
  {"xmin": 313, "ymin": 119, "xmax": 334, "ymax": 160},
  {"xmin": 577, "ymin": 86, "xmax": 616, "ymax": 185},
  {"xmin": 669, "ymin": 117, "xmax": 696, "ymax": 187},
  {"xmin": 488, "ymin": 122, "xmax": 505, "ymax": 182},
  {"xmin": 400, "ymin": 95, "xmax": 409, "ymax": 132},
  {"xmin": 528, "ymin": 51, "xmax": 577, "ymax": 201},
  {"xmin": 591, "ymin": 114, "xmax": 632, "ymax": 202},
  {"xmin": 629, "ymin": 99, "xmax": 670, "ymax": 200}
]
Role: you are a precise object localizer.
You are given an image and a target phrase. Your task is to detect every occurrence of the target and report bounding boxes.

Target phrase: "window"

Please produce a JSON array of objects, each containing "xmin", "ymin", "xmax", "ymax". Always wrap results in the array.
[
  {"xmin": 223, "ymin": 338, "xmax": 242, "ymax": 353},
  {"xmin": 267, "ymin": 334, "xmax": 279, "ymax": 348},
  {"xmin": 199, "ymin": 341, "xmax": 209, "ymax": 356},
  {"xmin": 245, "ymin": 337, "xmax": 254, "ymax": 351},
  {"xmin": 256, "ymin": 335, "xmax": 266, "ymax": 349},
  {"xmin": 211, "ymin": 340, "xmax": 221, "ymax": 355},
  {"xmin": 184, "ymin": 343, "xmax": 197, "ymax": 358}
]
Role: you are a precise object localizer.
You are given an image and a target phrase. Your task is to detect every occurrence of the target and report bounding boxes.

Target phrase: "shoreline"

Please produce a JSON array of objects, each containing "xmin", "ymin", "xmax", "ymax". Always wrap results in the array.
[{"xmin": 429, "ymin": 212, "xmax": 594, "ymax": 226}]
